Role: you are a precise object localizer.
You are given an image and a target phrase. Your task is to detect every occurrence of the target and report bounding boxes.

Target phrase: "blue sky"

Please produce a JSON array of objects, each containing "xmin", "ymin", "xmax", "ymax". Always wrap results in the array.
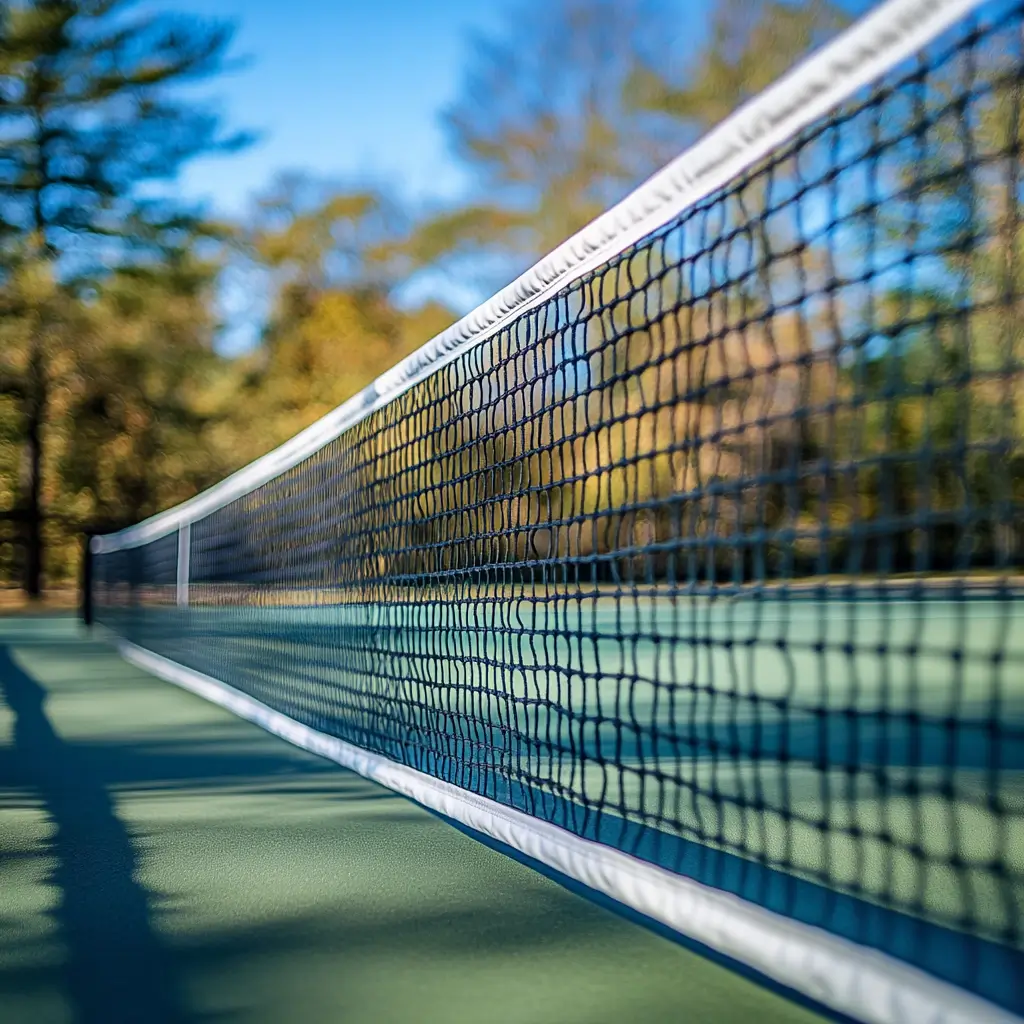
[{"xmin": 164, "ymin": 0, "xmax": 509, "ymax": 217}]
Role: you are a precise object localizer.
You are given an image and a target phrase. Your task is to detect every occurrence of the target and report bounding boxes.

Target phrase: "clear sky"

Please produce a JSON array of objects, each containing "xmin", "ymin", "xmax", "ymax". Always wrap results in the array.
[{"xmin": 162, "ymin": 0, "xmax": 509, "ymax": 218}]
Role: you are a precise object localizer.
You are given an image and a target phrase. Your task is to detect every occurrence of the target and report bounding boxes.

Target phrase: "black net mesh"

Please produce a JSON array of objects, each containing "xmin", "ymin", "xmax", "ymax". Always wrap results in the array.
[{"xmin": 93, "ymin": 3, "xmax": 1024, "ymax": 1014}]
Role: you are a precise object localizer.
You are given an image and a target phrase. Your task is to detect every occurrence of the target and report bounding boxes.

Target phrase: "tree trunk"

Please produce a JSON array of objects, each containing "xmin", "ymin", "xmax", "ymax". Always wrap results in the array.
[
  {"xmin": 20, "ymin": 340, "xmax": 45, "ymax": 599},
  {"xmin": 22, "ymin": 101, "xmax": 49, "ymax": 601}
]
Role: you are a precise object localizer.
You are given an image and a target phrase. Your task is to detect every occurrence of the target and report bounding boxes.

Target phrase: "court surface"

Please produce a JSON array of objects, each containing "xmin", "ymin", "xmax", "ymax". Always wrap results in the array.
[
  {"xmin": 0, "ymin": 615, "xmax": 824, "ymax": 1024},
  {"xmin": 116, "ymin": 594, "xmax": 1024, "ymax": 948}
]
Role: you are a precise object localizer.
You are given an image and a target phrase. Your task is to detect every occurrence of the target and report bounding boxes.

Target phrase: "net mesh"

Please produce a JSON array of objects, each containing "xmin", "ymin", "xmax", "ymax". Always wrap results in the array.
[{"xmin": 93, "ymin": 2, "xmax": 1024, "ymax": 1014}]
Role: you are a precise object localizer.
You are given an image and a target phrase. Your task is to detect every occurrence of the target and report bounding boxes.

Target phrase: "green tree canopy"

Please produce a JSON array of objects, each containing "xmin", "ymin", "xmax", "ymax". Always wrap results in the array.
[
  {"xmin": 0, "ymin": 0, "xmax": 247, "ymax": 594},
  {"xmin": 406, "ymin": 0, "xmax": 683, "ymax": 285},
  {"xmin": 228, "ymin": 176, "xmax": 454, "ymax": 459}
]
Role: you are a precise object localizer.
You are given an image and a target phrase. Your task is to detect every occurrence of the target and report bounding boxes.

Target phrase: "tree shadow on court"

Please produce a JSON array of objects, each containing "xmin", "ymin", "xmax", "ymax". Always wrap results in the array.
[
  {"xmin": 0, "ymin": 644, "xmax": 190, "ymax": 1024},
  {"xmin": 0, "ymin": 636, "xmax": 416, "ymax": 1024},
  {"xmin": 0, "ymin": 635, "xmax": 586, "ymax": 1024},
  {"xmin": 0, "ymin": 626, "xmax": 803, "ymax": 1024}
]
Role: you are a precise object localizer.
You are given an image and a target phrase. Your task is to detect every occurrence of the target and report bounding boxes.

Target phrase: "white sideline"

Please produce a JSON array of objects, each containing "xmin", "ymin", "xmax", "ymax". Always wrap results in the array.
[
  {"xmin": 93, "ymin": 0, "xmax": 984, "ymax": 554},
  {"xmin": 117, "ymin": 639, "xmax": 1021, "ymax": 1024}
]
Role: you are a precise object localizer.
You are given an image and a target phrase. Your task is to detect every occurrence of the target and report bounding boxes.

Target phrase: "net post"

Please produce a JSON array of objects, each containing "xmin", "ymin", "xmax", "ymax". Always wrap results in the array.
[
  {"xmin": 80, "ymin": 531, "xmax": 93, "ymax": 627},
  {"xmin": 176, "ymin": 523, "xmax": 190, "ymax": 609}
]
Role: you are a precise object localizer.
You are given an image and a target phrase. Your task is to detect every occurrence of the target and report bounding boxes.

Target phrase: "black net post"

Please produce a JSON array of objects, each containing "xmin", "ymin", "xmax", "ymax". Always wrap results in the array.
[{"xmin": 80, "ymin": 530, "xmax": 93, "ymax": 627}]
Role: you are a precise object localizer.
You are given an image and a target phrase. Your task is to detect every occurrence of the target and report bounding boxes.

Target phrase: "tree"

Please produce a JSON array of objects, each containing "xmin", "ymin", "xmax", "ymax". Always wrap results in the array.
[
  {"xmin": 410, "ymin": 0, "xmax": 848, "ymax": 290},
  {"xmin": 233, "ymin": 176, "xmax": 455, "ymax": 461},
  {"xmin": 182, "ymin": 177, "xmax": 459, "ymax": 588},
  {"xmin": 249, "ymin": 173, "xmax": 407, "ymax": 297},
  {"xmin": 851, "ymin": 28, "xmax": 1024, "ymax": 575},
  {"xmin": 0, "ymin": 0, "xmax": 246, "ymax": 596},
  {"xmin": 61, "ymin": 249, "xmax": 236, "ymax": 534},
  {"xmin": 407, "ymin": 0, "xmax": 684, "ymax": 287},
  {"xmin": 626, "ymin": 0, "xmax": 848, "ymax": 131},
  {"xmin": 403, "ymin": 0, "xmax": 854, "ymax": 583}
]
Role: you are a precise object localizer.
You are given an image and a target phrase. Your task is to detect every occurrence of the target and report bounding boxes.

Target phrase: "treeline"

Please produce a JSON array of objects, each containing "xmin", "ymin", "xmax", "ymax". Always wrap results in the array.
[
  {"xmin": 322, "ymin": 1, "xmax": 1024, "ymax": 589},
  {"xmin": 6, "ymin": 0, "xmax": 1019, "ymax": 598}
]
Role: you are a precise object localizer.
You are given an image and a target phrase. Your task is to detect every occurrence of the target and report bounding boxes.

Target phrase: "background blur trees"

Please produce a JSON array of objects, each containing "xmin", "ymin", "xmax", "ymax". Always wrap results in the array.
[
  {"xmin": 406, "ymin": 0, "xmax": 681, "ymax": 285},
  {"xmin": 0, "ymin": 0, "xmax": 245, "ymax": 594},
  {"xmin": 408, "ymin": 0, "xmax": 846, "ymax": 288},
  {"xmin": 627, "ymin": 0, "xmax": 847, "ymax": 128},
  {"xmin": 228, "ymin": 174, "xmax": 454, "ymax": 456},
  {"xmin": 7, "ymin": 0, "xmax": 1012, "ymax": 597}
]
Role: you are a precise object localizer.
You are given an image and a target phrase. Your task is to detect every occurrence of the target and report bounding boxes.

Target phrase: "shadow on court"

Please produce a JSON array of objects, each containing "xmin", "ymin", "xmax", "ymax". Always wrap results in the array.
[
  {"xmin": 0, "ymin": 622, "xmax": 825, "ymax": 1024},
  {"xmin": 0, "ymin": 643, "xmax": 188, "ymax": 1024}
]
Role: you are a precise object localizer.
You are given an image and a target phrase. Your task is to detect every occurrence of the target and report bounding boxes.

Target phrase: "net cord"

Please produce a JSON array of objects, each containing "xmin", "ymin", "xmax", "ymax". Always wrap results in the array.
[{"xmin": 91, "ymin": 0, "xmax": 984, "ymax": 556}]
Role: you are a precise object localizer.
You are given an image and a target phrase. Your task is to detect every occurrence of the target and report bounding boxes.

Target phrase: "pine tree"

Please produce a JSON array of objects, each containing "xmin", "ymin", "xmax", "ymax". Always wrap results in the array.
[{"xmin": 0, "ymin": 0, "xmax": 245, "ymax": 596}]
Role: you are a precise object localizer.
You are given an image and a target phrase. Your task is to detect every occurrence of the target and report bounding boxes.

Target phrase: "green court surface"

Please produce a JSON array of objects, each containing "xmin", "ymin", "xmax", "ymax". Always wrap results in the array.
[
  {"xmin": 125, "ymin": 595, "xmax": 1024, "ymax": 948},
  {"xmin": 0, "ymin": 615, "xmax": 823, "ymax": 1024}
]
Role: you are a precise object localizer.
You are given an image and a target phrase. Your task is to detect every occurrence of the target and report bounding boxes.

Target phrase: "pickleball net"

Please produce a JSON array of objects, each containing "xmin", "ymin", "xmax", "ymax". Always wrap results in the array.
[{"xmin": 88, "ymin": 1, "xmax": 1024, "ymax": 1020}]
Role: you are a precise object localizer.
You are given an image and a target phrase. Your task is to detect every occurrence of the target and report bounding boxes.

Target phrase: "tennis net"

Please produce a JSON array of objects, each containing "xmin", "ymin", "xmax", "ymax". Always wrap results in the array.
[{"xmin": 89, "ymin": 0, "xmax": 1024, "ymax": 1020}]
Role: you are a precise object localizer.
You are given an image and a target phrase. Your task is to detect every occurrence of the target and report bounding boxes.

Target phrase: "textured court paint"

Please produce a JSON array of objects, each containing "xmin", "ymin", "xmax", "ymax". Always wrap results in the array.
[{"xmin": 0, "ymin": 617, "xmax": 826, "ymax": 1024}]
